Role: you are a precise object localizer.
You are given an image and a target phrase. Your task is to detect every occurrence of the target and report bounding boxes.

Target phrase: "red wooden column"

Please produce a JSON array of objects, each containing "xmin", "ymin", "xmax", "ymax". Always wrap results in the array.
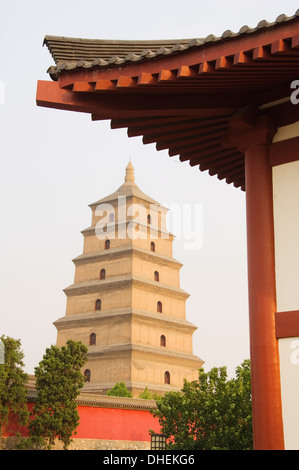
[
  {"xmin": 226, "ymin": 112, "xmax": 284, "ymax": 450},
  {"xmin": 245, "ymin": 142, "xmax": 284, "ymax": 450}
]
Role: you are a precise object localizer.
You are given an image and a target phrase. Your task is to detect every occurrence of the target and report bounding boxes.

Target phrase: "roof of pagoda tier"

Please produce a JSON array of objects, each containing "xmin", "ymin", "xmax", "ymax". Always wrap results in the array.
[
  {"xmin": 89, "ymin": 161, "xmax": 161, "ymax": 207},
  {"xmin": 37, "ymin": 11, "xmax": 299, "ymax": 191}
]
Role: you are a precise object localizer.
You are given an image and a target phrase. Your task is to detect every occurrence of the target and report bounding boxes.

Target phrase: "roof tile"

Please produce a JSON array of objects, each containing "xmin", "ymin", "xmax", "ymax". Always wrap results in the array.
[{"xmin": 44, "ymin": 11, "xmax": 299, "ymax": 80}]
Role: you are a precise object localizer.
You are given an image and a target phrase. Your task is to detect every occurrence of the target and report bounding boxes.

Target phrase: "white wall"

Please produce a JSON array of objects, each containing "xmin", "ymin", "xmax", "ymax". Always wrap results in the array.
[{"xmin": 272, "ymin": 121, "xmax": 299, "ymax": 450}]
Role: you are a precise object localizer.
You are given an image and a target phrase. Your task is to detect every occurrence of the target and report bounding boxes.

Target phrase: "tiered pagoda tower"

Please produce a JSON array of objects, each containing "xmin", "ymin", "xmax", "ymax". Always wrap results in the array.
[{"xmin": 54, "ymin": 163, "xmax": 203, "ymax": 396}]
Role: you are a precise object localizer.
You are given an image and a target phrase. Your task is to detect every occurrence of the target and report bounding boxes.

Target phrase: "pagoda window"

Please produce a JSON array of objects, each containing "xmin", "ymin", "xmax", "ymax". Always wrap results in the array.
[
  {"xmin": 95, "ymin": 299, "xmax": 101, "ymax": 311},
  {"xmin": 100, "ymin": 269, "xmax": 106, "ymax": 280},
  {"xmin": 147, "ymin": 214, "xmax": 151, "ymax": 224},
  {"xmin": 151, "ymin": 241, "xmax": 155, "ymax": 252},
  {"xmin": 164, "ymin": 371, "xmax": 170, "ymax": 384},
  {"xmin": 89, "ymin": 333, "xmax": 96, "ymax": 346},
  {"xmin": 157, "ymin": 301, "xmax": 162, "ymax": 313},
  {"xmin": 154, "ymin": 271, "xmax": 159, "ymax": 282},
  {"xmin": 84, "ymin": 369, "xmax": 91, "ymax": 382},
  {"xmin": 160, "ymin": 335, "xmax": 166, "ymax": 347},
  {"xmin": 105, "ymin": 239, "xmax": 110, "ymax": 250}
]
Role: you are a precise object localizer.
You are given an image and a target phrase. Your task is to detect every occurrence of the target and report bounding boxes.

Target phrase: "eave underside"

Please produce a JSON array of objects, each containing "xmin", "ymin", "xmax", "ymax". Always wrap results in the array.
[{"xmin": 37, "ymin": 20, "xmax": 299, "ymax": 191}]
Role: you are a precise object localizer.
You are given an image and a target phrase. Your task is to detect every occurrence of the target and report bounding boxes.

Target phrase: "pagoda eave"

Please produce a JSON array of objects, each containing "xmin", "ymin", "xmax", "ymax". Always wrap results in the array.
[
  {"xmin": 87, "ymin": 342, "xmax": 204, "ymax": 365},
  {"xmin": 63, "ymin": 276, "xmax": 190, "ymax": 299},
  {"xmin": 72, "ymin": 246, "xmax": 182, "ymax": 268},
  {"xmin": 54, "ymin": 308, "xmax": 198, "ymax": 332}
]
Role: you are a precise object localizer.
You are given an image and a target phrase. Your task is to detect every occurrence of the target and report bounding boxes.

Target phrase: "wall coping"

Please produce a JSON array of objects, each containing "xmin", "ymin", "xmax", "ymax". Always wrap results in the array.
[{"xmin": 27, "ymin": 389, "xmax": 157, "ymax": 411}]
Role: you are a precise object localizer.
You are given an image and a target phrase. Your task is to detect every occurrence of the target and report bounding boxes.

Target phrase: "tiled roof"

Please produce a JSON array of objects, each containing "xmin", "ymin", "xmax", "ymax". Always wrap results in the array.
[
  {"xmin": 38, "ymin": 12, "xmax": 299, "ymax": 192},
  {"xmin": 44, "ymin": 11, "xmax": 299, "ymax": 79}
]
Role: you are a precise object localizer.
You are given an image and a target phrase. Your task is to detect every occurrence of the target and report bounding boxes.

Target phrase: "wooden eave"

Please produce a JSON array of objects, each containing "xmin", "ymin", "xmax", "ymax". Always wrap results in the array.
[{"xmin": 37, "ymin": 14, "xmax": 299, "ymax": 191}]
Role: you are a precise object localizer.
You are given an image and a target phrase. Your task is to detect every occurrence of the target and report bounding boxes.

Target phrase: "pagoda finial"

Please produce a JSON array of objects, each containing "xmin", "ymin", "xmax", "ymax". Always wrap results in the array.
[{"xmin": 125, "ymin": 161, "xmax": 135, "ymax": 183}]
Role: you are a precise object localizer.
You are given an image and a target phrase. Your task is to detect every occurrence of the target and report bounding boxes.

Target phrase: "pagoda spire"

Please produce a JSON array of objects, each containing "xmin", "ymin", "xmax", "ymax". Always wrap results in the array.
[{"xmin": 125, "ymin": 161, "xmax": 135, "ymax": 183}]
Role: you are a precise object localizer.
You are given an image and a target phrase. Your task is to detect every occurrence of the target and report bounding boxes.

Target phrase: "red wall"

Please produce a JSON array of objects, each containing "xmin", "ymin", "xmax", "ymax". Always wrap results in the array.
[
  {"xmin": 75, "ymin": 405, "xmax": 160, "ymax": 441},
  {"xmin": 4, "ymin": 403, "xmax": 161, "ymax": 443},
  {"xmin": 4, "ymin": 403, "xmax": 34, "ymax": 437}
]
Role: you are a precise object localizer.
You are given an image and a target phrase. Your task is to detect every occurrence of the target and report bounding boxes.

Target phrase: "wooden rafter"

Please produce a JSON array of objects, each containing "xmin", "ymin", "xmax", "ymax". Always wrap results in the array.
[{"xmin": 37, "ymin": 18, "xmax": 299, "ymax": 192}]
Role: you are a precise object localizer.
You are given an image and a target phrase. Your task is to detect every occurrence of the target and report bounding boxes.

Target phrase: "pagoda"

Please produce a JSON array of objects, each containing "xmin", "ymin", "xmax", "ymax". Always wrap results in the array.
[{"xmin": 54, "ymin": 162, "xmax": 203, "ymax": 396}]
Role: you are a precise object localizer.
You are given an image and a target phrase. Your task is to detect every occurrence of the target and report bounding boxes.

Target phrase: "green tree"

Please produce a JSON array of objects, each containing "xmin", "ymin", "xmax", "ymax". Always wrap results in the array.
[
  {"xmin": 152, "ymin": 360, "xmax": 253, "ymax": 450},
  {"xmin": 27, "ymin": 340, "xmax": 88, "ymax": 450},
  {"xmin": 106, "ymin": 381, "xmax": 133, "ymax": 397},
  {"xmin": 0, "ymin": 336, "xmax": 29, "ymax": 447},
  {"xmin": 139, "ymin": 386, "xmax": 154, "ymax": 400}
]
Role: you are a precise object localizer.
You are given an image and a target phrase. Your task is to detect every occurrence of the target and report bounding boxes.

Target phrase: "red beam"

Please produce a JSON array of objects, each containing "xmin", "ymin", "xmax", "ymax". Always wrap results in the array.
[
  {"xmin": 37, "ymin": 80, "xmax": 238, "ymax": 118},
  {"xmin": 269, "ymin": 136, "xmax": 299, "ymax": 166},
  {"xmin": 275, "ymin": 311, "xmax": 299, "ymax": 338}
]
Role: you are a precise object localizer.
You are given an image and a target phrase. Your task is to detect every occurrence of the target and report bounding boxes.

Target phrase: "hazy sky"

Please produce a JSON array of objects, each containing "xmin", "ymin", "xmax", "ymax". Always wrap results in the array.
[{"xmin": 1, "ymin": 0, "xmax": 298, "ymax": 377}]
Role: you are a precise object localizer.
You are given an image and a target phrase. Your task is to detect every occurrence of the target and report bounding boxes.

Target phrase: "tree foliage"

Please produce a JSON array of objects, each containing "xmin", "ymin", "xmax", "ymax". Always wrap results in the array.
[
  {"xmin": 152, "ymin": 360, "xmax": 253, "ymax": 450},
  {"xmin": 106, "ymin": 382, "xmax": 133, "ymax": 398},
  {"xmin": 0, "ymin": 336, "xmax": 29, "ymax": 445},
  {"xmin": 27, "ymin": 340, "xmax": 88, "ymax": 450},
  {"xmin": 139, "ymin": 386, "xmax": 154, "ymax": 400}
]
